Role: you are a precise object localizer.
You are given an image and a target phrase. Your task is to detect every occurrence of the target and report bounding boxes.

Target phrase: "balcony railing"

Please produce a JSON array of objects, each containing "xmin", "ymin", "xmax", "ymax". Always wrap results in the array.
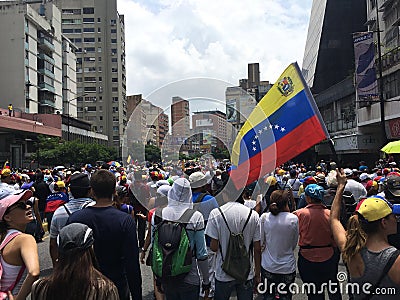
[
  {"xmin": 38, "ymin": 82, "xmax": 55, "ymax": 93},
  {"xmin": 38, "ymin": 37, "xmax": 55, "ymax": 52},
  {"xmin": 38, "ymin": 53, "xmax": 55, "ymax": 65},
  {"xmin": 38, "ymin": 68, "xmax": 55, "ymax": 79}
]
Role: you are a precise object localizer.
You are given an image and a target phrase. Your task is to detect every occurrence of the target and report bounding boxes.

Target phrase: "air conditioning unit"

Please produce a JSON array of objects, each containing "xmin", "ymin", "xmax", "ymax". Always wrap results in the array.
[{"xmin": 84, "ymin": 107, "xmax": 88, "ymax": 112}]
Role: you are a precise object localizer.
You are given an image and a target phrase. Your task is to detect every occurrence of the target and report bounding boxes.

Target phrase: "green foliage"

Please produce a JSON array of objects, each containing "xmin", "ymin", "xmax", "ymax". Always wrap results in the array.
[
  {"xmin": 145, "ymin": 144, "xmax": 161, "ymax": 163},
  {"xmin": 31, "ymin": 135, "xmax": 118, "ymax": 167}
]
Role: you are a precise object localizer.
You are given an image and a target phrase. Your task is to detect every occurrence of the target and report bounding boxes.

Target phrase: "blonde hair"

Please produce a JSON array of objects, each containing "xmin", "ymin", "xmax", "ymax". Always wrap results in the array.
[{"xmin": 342, "ymin": 213, "xmax": 385, "ymax": 263}]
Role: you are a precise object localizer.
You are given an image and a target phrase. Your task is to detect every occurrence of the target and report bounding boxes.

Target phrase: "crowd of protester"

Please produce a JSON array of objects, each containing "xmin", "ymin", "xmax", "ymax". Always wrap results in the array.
[{"xmin": 0, "ymin": 156, "xmax": 400, "ymax": 299}]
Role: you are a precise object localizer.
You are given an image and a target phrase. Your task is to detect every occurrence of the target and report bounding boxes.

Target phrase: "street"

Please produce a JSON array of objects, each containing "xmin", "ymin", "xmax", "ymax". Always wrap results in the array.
[{"xmin": 36, "ymin": 232, "xmax": 350, "ymax": 300}]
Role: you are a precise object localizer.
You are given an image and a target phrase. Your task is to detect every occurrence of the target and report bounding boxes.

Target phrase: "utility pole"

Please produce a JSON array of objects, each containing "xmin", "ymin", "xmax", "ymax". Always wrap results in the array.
[{"xmin": 375, "ymin": 0, "xmax": 387, "ymax": 146}]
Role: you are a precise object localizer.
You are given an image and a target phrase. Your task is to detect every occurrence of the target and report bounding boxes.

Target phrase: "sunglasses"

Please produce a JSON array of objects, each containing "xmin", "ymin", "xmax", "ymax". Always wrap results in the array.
[{"xmin": 5, "ymin": 201, "xmax": 30, "ymax": 214}]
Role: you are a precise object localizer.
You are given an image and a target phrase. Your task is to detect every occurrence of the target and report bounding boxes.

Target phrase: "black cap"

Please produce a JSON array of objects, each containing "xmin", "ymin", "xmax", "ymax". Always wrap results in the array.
[
  {"xmin": 58, "ymin": 223, "xmax": 94, "ymax": 253},
  {"xmin": 69, "ymin": 173, "xmax": 90, "ymax": 189}
]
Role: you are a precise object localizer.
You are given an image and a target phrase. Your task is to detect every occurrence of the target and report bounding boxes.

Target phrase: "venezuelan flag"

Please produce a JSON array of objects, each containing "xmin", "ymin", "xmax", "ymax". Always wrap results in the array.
[{"xmin": 230, "ymin": 63, "xmax": 329, "ymax": 189}]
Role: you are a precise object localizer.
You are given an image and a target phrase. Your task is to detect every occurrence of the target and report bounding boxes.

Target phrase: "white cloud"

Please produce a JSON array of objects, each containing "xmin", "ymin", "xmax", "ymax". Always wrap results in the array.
[{"xmin": 118, "ymin": 0, "xmax": 312, "ymax": 106}]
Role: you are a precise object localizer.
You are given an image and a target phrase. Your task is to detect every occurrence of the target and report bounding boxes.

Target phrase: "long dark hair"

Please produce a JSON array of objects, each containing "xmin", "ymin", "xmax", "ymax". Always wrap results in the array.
[
  {"xmin": 269, "ymin": 190, "xmax": 289, "ymax": 216},
  {"xmin": 35, "ymin": 248, "xmax": 115, "ymax": 300}
]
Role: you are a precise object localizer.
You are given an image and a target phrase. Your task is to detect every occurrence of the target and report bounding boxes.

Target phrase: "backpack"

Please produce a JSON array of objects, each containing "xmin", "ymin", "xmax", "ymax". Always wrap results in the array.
[
  {"xmin": 218, "ymin": 207, "xmax": 253, "ymax": 282},
  {"xmin": 151, "ymin": 207, "xmax": 196, "ymax": 283},
  {"xmin": 0, "ymin": 232, "xmax": 26, "ymax": 298}
]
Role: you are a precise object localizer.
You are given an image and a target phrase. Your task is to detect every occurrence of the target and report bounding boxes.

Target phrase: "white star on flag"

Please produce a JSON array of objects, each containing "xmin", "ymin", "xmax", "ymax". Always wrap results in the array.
[
  {"xmin": 252, "ymin": 147, "xmax": 257, "ymax": 151},
  {"xmin": 281, "ymin": 127, "xmax": 286, "ymax": 132},
  {"xmin": 264, "ymin": 126, "xmax": 269, "ymax": 131},
  {"xmin": 269, "ymin": 124, "xmax": 273, "ymax": 129},
  {"xmin": 258, "ymin": 129, "xmax": 263, "ymax": 135},
  {"xmin": 252, "ymin": 140, "xmax": 256, "ymax": 145},
  {"xmin": 254, "ymin": 135, "xmax": 259, "ymax": 139},
  {"xmin": 274, "ymin": 125, "xmax": 280, "ymax": 129}
]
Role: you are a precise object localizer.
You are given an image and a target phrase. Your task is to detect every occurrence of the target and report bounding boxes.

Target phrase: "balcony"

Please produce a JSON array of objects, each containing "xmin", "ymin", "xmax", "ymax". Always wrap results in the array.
[
  {"xmin": 38, "ymin": 53, "xmax": 55, "ymax": 65},
  {"xmin": 38, "ymin": 68, "xmax": 55, "ymax": 79},
  {"xmin": 39, "ymin": 98, "xmax": 56, "ymax": 107},
  {"xmin": 38, "ymin": 37, "xmax": 55, "ymax": 52},
  {"xmin": 38, "ymin": 82, "xmax": 55, "ymax": 93}
]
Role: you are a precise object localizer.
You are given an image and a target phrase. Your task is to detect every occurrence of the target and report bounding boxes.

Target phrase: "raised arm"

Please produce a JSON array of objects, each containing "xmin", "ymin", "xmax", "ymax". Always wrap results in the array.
[{"xmin": 330, "ymin": 168, "xmax": 347, "ymax": 252}]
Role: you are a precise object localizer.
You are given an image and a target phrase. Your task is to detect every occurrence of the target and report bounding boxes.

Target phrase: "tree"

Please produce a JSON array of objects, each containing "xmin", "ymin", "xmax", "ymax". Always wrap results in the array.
[
  {"xmin": 145, "ymin": 144, "xmax": 161, "ymax": 163},
  {"xmin": 31, "ymin": 135, "xmax": 118, "ymax": 167}
]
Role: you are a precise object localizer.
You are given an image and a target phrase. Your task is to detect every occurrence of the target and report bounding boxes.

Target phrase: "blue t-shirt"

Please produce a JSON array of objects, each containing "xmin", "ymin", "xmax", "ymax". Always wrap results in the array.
[
  {"xmin": 67, "ymin": 206, "xmax": 142, "ymax": 300},
  {"xmin": 192, "ymin": 192, "xmax": 218, "ymax": 247}
]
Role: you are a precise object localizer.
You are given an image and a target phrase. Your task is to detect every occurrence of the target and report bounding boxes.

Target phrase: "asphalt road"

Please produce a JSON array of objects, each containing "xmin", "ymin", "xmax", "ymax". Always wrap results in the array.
[{"xmin": 36, "ymin": 232, "xmax": 350, "ymax": 300}]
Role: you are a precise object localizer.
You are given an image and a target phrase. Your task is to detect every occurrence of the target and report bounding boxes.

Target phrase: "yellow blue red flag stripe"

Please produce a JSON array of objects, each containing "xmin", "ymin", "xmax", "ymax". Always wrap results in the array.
[{"xmin": 230, "ymin": 62, "xmax": 329, "ymax": 189}]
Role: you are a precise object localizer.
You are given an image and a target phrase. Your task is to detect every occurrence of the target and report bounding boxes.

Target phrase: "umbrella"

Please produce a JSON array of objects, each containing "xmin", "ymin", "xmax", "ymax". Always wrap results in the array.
[
  {"xmin": 381, "ymin": 140, "xmax": 400, "ymax": 154},
  {"xmin": 108, "ymin": 161, "xmax": 121, "ymax": 167}
]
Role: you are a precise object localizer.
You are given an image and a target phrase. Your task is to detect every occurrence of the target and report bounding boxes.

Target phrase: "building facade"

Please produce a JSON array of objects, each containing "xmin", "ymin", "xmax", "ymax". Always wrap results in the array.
[
  {"xmin": 192, "ymin": 110, "xmax": 227, "ymax": 153},
  {"xmin": 52, "ymin": 0, "xmax": 127, "ymax": 149},
  {"xmin": 0, "ymin": 1, "xmax": 75, "ymax": 115},
  {"xmin": 171, "ymin": 96, "xmax": 190, "ymax": 138}
]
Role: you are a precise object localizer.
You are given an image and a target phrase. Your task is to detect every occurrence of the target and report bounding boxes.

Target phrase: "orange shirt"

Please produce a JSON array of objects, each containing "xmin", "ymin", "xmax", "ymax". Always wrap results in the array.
[{"xmin": 293, "ymin": 203, "xmax": 336, "ymax": 262}]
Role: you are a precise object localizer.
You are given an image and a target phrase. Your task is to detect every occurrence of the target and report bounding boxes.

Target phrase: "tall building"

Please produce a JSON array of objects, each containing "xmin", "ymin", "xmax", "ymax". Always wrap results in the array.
[
  {"xmin": 142, "ymin": 99, "xmax": 169, "ymax": 148},
  {"xmin": 0, "ymin": 1, "xmax": 76, "ymax": 115},
  {"xmin": 192, "ymin": 110, "xmax": 227, "ymax": 153},
  {"xmin": 171, "ymin": 96, "xmax": 190, "ymax": 138},
  {"xmin": 302, "ymin": 0, "xmax": 367, "ymax": 94},
  {"xmin": 52, "ymin": 0, "xmax": 127, "ymax": 149},
  {"xmin": 358, "ymin": 0, "xmax": 400, "ymax": 141}
]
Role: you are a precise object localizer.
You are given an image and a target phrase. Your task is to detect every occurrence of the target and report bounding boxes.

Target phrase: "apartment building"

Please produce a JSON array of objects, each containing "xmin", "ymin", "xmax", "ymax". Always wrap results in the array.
[
  {"xmin": 0, "ymin": 1, "xmax": 76, "ymax": 115},
  {"xmin": 52, "ymin": 0, "xmax": 127, "ymax": 149}
]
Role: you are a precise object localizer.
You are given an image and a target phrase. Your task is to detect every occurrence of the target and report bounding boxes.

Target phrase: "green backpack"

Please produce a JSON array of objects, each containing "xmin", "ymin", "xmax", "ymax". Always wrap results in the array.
[
  {"xmin": 218, "ymin": 207, "xmax": 253, "ymax": 282},
  {"xmin": 151, "ymin": 207, "xmax": 196, "ymax": 282}
]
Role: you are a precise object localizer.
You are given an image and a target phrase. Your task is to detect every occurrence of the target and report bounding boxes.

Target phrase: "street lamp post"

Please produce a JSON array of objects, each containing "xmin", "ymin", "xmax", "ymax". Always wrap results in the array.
[{"xmin": 64, "ymin": 93, "xmax": 87, "ymax": 141}]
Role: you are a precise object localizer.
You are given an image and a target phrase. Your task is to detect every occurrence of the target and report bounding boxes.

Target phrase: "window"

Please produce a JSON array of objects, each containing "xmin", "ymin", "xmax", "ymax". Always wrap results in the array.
[
  {"xmin": 84, "ymin": 96, "xmax": 97, "ymax": 102},
  {"xmin": 98, "ymin": 57, "xmax": 101, "ymax": 62},
  {"xmin": 76, "ymin": 48, "xmax": 82, "ymax": 53},
  {"xmin": 87, "ymin": 107, "xmax": 96, "ymax": 112},
  {"xmin": 113, "ymin": 126, "xmax": 119, "ymax": 131},
  {"xmin": 112, "ymin": 68, "xmax": 118, "ymax": 72},
  {"xmin": 111, "ymin": 39, "xmax": 117, "ymax": 43},
  {"xmin": 97, "ymin": 47, "xmax": 102, "ymax": 53},
  {"xmin": 77, "ymin": 77, "xmax": 82, "ymax": 82},
  {"xmin": 84, "ymin": 47, "xmax": 95, "ymax": 52},
  {"xmin": 113, "ymin": 116, "xmax": 118, "ymax": 121},
  {"xmin": 83, "ymin": 67, "xmax": 96, "ymax": 72},
  {"xmin": 84, "ymin": 77, "xmax": 96, "ymax": 82},
  {"xmin": 62, "ymin": 19, "xmax": 81, "ymax": 24},
  {"xmin": 112, "ymin": 78, "xmax": 118, "ymax": 82},
  {"xmin": 110, "ymin": 19, "xmax": 117, "ymax": 25},
  {"xmin": 97, "ymin": 17, "xmax": 101, "ymax": 22},
  {"xmin": 83, "ymin": 7, "xmax": 94, "ymax": 14},
  {"xmin": 84, "ymin": 57, "xmax": 96, "ymax": 62},
  {"xmin": 84, "ymin": 87, "xmax": 97, "ymax": 92},
  {"xmin": 73, "ymin": 38, "xmax": 82, "ymax": 43},
  {"xmin": 112, "ymin": 97, "xmax": 118, "ymax": 102},
  {"xmin": 62, "ymin": 9, "xmax": 81, "ymax": 15},
  {"xmin": 112, "ymin": 87, "xmax": 118, "ymax": 92},
  {"xmin": 97, "ymin": 37, "xmax": 101, "ymax": 42},
  {"xmin": 98, "ymin": 27, "xmax": 101, "ymax": 33},
  {"xmin": 83, "ymin": 27, "xmax": 95, "ymax": 33},
  {"xmin": 99, "ymin": 106, "xmax": 103, "ymax": 112},
  {"xmin": 62, "ymin": 29, "xmax": 73, "ymax": 34},
  {"xmin": 76, "ymin": 58, "xmax": 82, "ymax": 64},
  {"xmin": 98, "ymin": 67, "xmax": 102, "ymax": 72},
  {"xmin": 83, "ymin": 18, "xmax": 94, "ymax": 23},
  {"xmin": 113, "ymin": 107, "xmax": 119, "ymax": 113},
  {"xmin": 111, "ymin": 58, "xmax": 117, "ymax": 63},
  {"xmin": 111, "ymin": 29, "xmax": 117, "ymax": 34},
  {"xmin": 84, "ymin": 38, "xmax": 95, "ymax": 43},
  {"xmin": 111, "ymin": 49, "xmax": 117, "ymax": 55},
  {"xmin": 98, "ymin": 77, "xmax": 102, "ymax": 82},
  {"xmin": 99, "ymin": 116, "xmax": 103, "ymax": 121}
]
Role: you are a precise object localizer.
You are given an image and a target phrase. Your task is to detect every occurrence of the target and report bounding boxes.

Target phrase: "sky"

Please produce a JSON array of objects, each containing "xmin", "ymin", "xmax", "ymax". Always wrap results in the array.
[{"xmin": 117, "ymin": 0, "xmax": 313, "ymax": 113}]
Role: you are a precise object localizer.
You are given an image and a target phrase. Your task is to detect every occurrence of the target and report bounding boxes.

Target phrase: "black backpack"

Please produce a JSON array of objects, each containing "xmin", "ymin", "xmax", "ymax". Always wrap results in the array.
[{"xmin": 151, "ymin": 208, "xmax": 196, "ymax": 283}]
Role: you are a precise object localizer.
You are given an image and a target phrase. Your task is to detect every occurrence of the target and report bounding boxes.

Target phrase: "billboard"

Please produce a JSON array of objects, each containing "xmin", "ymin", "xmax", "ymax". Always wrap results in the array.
[{"xmin": 353, "ymin": 32, "xmax": 379, "ymax": 102}]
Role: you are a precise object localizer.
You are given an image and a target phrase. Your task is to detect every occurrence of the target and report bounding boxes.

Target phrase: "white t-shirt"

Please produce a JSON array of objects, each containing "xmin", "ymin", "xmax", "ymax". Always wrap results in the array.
[
  {"xmin": 260, "ymin": 212, "xmax": 298, "ymax": 274},
  {"xmin": 205, "ymin": 202, "xmax": 260, "ymax": 282}
]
